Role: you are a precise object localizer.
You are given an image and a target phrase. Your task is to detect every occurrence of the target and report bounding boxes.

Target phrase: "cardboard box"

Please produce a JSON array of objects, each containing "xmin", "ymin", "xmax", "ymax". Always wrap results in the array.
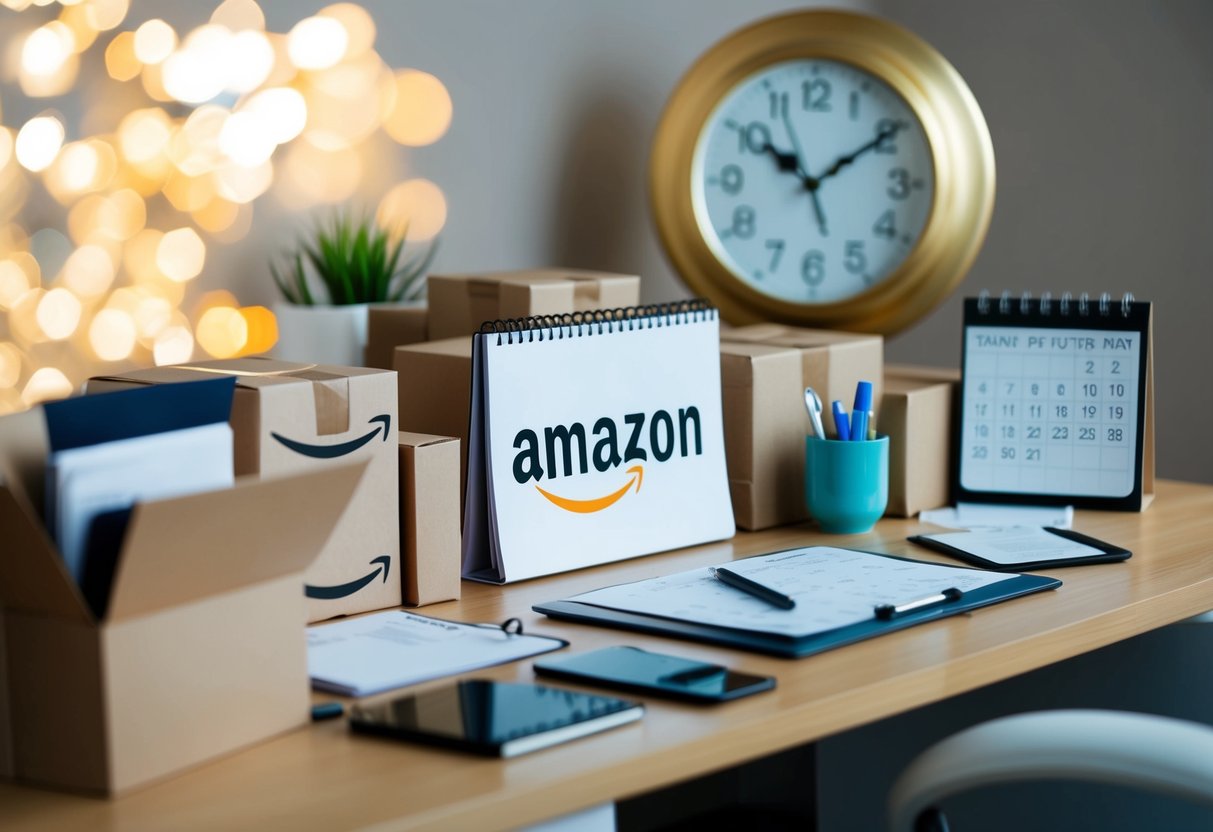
[
  {"xmin": 395, "ymin": 337, "xmax": 473, "ymax": 492},
  {"xmin": 365, "ymin": 304, "xmax": 428, "ymax": 370},
  {"xmin": 720, "ymin": 343, "xmax": 807, "ymax": 530},
  {"xmin": 427, "ymin": 268, "xmax": 641, "ymax": 340},
  {"xmin": 89, "ymin": 358, "xmax": 399, "ymax": 622},
  {"xmin": 882, "ymin": 364, "xmax": 960, "ymax": 518},
  {"xmin": 721, "ymin": 324, "xmax": 884, "ymax": 439},
  {"xmin": 0, "ymin": 407, "xmax": 363, "ymax": 795},
  {"xmin": 398, "ymin": 432, "xmax": 461, "ymax": 606}
]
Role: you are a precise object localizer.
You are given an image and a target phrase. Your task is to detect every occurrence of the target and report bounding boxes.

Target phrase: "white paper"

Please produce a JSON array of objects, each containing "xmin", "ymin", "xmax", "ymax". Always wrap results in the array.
[
  {"xmin": 570, "ymin": 547, "xmax": 1016, "ymax": 638},
  {"xmin": 919, "ymin": 526, "xmax": 1102, "ymax": 565},
  {"xmin": 467, "ymin": 312, "xmax": 735, "ymax": 583},
  {"xmin": 306, "ymin": 610, "xmax": 564, "ymax": 697},
  {"xmin": 50, "ymin": 422, "xmax": 234, "ymax": 584},
  {"xmin": 919, "ymin": 502, "xmax": 1073, "ymax": 530}
]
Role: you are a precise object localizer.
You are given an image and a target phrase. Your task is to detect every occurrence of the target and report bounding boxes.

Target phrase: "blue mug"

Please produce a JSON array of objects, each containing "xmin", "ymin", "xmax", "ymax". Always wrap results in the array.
[{"xmin": 804, "ymin": 435, "xmax": 889, "ymax": 534}]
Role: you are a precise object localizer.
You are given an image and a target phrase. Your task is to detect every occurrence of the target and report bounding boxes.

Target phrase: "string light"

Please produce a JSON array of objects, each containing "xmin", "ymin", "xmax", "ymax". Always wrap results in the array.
[{"xmin": 0, "ymin": 1, "xmax": 450, "ymax": 414}]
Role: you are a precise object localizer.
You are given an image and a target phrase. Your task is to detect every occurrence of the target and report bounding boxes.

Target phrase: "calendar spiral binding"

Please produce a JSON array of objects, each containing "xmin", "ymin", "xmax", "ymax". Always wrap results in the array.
[
  {"xmin": 976, "ymin": 290, "xmax": 1137, "ymax": 318},
  {"xmin": 478, "ymin": 299, "xmax": 717, "ymax": 345}
]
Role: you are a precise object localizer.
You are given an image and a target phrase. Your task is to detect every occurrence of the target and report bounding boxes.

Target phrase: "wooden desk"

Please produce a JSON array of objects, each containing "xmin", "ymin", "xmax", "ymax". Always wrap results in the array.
[{"xmin": 3, "ymin": 479, "xmax": 1211, "ymax": 831}]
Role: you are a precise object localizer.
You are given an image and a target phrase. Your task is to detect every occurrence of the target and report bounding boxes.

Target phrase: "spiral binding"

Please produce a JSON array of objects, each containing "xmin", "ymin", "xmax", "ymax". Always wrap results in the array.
[
  {"xmin": 478, "ymin": 299, "xmax": 717, "ymax": 345},
  {"xmin": 976, "ymin": 290, "xmax": 1137, "ymax": 318}
]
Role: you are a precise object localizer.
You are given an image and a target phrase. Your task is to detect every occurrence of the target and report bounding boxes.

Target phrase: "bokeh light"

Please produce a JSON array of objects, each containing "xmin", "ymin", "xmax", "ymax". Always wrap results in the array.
[
  {"xmin": 288, "ymin": 16, "xmax": 348, "ymax": 70},
  {"xmin": 153, "ymin": 324, "xmax": 194, "ymax": 365},
  {"xmin": 196, "ymin": 304, "xmax": 248, "ymax": 358},
  {"xmin": 36, "ymin": 287, "xmax": 84, "ymax": 340},
  {"xmin": 15, "ymin": 115, "xmax": 65, "ymax": 172},
  {"xmin": 88, "ymin": 308, "xmax": 137, "ymax": 360},
  {"xmin": 385, "ymin": 70, "xmax": 452, "ymax": 146},
  {"xmin": 22, "ymin": 367, "xmax": 74, "ymax": 405},
  {"xmin": 377, "ymin": 178, "xmax": 447, "ymax": 242},
  {"xmin": 156, "ymin": 227, "xmax": 206, "ymax": 282},
  {"xmin": 133, "ymin": 19, "xmax": 176, "ymax": 65}
]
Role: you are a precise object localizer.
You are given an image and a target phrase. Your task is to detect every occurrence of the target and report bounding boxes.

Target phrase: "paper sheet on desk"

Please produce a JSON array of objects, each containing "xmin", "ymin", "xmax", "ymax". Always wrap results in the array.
[
  {"xmin": 569, "ymin": 547, "xmax": 1016, "ymax": 638},
  {"xmin": 919, "ymin": 502, "xmax": 1073, "ymax": 530}
]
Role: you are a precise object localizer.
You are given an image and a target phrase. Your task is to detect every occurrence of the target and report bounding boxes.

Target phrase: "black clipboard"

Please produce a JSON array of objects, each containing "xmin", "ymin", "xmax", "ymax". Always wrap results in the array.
[
  {"xmin": 909, "ymin": 527, "xmax": 1131, "ymax": 572},
  {"xmin": 533, "ymin": 552, "xmax": 1060, "ymax": 659}
]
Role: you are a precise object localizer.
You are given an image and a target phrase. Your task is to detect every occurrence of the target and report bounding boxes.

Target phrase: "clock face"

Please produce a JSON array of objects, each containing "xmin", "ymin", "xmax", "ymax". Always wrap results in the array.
[{"xmin": 691, "ymin": 59, "xmax": 935, "ymax": 305}]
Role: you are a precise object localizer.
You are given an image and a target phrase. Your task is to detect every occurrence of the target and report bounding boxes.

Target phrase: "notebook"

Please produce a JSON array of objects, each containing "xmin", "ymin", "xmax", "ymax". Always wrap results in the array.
[
  {"xmin": 462, "ymin": 301, "xmax": 735, "ymax": 584},
  {"xmin": 955, "ymin": 291, "xmax": 1153, "ymax": 510},
  {"xmin": 535, "ymin": 546, "xmax": 1060, "ymax": 658}
]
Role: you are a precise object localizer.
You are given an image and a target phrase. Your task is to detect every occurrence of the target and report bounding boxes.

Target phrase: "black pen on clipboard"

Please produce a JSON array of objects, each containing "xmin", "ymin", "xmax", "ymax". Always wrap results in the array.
[
  {"xmin": 711, "ymin": 567, "xmax": 796, "ymax": 610},
  {"xmin": 874, "ymin": 587, "xmax": 963, "ymax": 620}
]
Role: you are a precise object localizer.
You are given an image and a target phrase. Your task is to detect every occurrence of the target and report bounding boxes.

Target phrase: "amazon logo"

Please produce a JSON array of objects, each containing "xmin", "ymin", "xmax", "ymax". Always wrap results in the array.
[
  {"xmin": 513, "ymin": 407, "xmax": 702, "ymax": 514},
  {"xmin": 306, "ymin": 555, "xmax": 391, "ymax": 599},
  {"xmin": 272, "ymin": 414, "xmax": 390, "ymax": 458}
]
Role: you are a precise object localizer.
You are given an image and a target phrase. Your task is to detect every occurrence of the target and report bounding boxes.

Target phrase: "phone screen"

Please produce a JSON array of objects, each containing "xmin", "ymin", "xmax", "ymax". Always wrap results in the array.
[{"xmin": 534, "ymin": 646, "xmax": 775, "ymax": 702}]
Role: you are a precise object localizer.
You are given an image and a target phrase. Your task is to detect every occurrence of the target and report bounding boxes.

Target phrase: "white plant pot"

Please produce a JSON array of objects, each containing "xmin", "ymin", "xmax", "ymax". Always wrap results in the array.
[{"xmin": 271, "ymin": 303, "xmax": 369, "ymax": 367}]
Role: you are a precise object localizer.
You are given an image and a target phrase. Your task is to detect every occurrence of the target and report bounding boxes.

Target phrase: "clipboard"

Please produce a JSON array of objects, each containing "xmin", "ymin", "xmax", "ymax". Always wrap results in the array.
[
  {"xmin": 534, "ymin": 549, "xmax": 1060, "ymax": 659},
  {"xmin": 909, "ymin": 527, "xmax": 1131, "ymax": 572}
]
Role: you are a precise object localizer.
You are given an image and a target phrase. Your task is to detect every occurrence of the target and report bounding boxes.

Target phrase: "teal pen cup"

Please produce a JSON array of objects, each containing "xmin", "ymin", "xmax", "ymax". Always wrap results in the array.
[{"xmin": 804, "ymin": 434, "xmax": 889, "ymax": 534}]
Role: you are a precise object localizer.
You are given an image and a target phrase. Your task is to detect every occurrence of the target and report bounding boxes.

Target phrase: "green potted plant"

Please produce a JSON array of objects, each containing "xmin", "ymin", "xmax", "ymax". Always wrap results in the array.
[{"xmin": 270, "ymin": 211, "xmax": 437, "ymax": 365}]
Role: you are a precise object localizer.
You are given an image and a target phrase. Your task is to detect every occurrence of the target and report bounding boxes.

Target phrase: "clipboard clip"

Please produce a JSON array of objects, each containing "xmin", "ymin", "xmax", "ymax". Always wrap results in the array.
[{"xmin": 874, "ymin": 587, "xmax": 963, "ymax": 621}]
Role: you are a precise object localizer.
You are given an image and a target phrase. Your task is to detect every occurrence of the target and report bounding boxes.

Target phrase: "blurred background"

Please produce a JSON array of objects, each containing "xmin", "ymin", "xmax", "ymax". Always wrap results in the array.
[{"xmin": 0, "ymin": 0, "xmax": 1209, "ymax": 483}]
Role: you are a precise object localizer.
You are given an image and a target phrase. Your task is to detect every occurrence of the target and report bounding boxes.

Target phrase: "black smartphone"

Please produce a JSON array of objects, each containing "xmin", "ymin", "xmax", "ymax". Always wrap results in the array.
[
  {"xmin": 533, "ymin": 646, "xmax": 775, "ymax": 703},
  {"xmin": 347, "ymin": 679, "xmax": 642, "ymax": 758}
]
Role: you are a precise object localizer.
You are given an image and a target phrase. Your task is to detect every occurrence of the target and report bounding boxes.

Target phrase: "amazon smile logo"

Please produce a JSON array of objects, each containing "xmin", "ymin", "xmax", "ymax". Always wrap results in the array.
[
  {"xmin": 305, "ymin": 555, "xmax": 391, "ymax": 599},
  {"xmin": 512, "ymin": 407, "xmax": 702, "ymax": 515},
  {"xmin": 272, "ymin": 414, "xmax": 390, "ymax": 458}
]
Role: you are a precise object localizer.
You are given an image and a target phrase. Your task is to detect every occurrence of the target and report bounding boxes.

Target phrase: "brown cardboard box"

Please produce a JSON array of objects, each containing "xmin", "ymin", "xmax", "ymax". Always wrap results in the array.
[
  {"xmin": 88, "ymin": 358, "xmax": 399, "ymax": 622},
  {"xmin": 0, "ymin": 407, "xmax": 363, "ymax": 795},
  {"xmin": 721, "ymin": 324, "xmax": 884, "ymax": 439},
  {"xmin": 882, "ymin": 364, "xmax": 960, "ymax": 518},
  {"xmin": 398, "ymin": 432, "xmax": 461, "ymax": 606},
  {"xmin": 365, "ymin": 305, "xmax": 428, "ymax": 370},
  {"xmin": 0, "ymin": 610, "xmax": 10, "ymax": 780},
  {"xmin": 426, "ymin": 268, "xmax": 641, "ymax": 340},
  {"xmin": 395, "ymin": 337, "xmax": 473, "ymax": 491},
  {"xmin": 720, "ymin": 343, "xmax": 807, "ymax": 530}
]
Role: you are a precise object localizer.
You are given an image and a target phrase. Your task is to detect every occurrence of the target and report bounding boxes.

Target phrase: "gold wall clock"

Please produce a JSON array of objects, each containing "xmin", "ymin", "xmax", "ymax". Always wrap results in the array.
[{"xmin": 650, "ymin": 10, "xmax": 995, "ymax": 334}]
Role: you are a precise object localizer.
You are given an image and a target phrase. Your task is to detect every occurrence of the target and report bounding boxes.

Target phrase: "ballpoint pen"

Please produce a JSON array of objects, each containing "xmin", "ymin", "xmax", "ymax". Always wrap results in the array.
[
  {"xmin": 831, "ymin": 400, "xmax": 851, "ymax": 441},
  {"xmin": 804, "ymin": 387, "xmax": 826, "ymax": 440},
  {"xmin": 849, "ymin": 381, "xmax": 872, "ymax": 443},
  {"xmin": 711, "ymin": 567, "xmax": 796, "ymax": 610}
]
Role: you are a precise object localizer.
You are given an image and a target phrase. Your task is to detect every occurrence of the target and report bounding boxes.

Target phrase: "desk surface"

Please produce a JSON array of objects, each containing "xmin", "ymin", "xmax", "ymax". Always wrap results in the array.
[{"xmin": 3, "ymin": 479, "xmax": 1212, "ymax": 832}]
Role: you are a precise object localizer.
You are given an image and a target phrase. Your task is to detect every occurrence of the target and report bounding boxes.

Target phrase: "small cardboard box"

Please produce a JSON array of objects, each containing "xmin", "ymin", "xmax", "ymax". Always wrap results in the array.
[
  {"xmin": 395, "ymin": 337, "xmax": 473, "ymax": 492},
  {"xmin": 882, "ymin": 364, "xmax": 960, "ymax": 518},
  {"xmin": 427, "ymin": 268, "xmax": 641, "ymax": 340},
  {"xmin": 0, "ymin": 407, "xmax": 363, "ymax": 795},
  {"xmin": 365, "ymin": 304, "xmax": 428, "ymax": 370},
  {"xmin": 720, "ymin": 343, "xmax": 807, "ymax": 530},
  {"xmin": 721, "ymin": 324, "xmax": 884, "ymax": 439},
  {"xmin": 398, "ymin": 432, "xmax": 461, "ymax": 606},
  {"xmin": 89, "ymin": 358, "xmax": 399, "ymax": 622}
]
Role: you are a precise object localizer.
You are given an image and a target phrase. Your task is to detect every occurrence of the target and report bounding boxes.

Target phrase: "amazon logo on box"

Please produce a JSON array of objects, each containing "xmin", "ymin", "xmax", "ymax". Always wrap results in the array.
[{"xmin": 88, "ymin": 358, "xmax": 401, "ymax": 622}]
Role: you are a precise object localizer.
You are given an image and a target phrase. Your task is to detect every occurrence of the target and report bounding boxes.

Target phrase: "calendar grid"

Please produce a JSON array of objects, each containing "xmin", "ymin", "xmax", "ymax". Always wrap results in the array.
[{"xmin": 955, "ymin": 296, "xmax": 1151, "ymax": 510}]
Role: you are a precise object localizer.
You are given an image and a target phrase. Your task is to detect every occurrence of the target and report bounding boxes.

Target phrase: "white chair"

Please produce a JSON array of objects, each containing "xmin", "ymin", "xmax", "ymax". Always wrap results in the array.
[{"xmin": 887, "ymin": 710, "xmax": 1213, "ymax": 831}]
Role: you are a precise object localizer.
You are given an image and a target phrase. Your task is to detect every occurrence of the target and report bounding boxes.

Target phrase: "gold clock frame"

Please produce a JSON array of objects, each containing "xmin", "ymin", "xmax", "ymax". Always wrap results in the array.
[{"xmin": 649, "ymin": 10, "xmax": 995, "ymax": 334}]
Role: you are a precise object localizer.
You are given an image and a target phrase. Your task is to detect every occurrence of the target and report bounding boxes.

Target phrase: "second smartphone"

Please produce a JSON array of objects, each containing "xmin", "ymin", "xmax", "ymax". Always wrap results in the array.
[{"xmin": 534, "ymin": 646, "xmax": 774, "ymax": 703}]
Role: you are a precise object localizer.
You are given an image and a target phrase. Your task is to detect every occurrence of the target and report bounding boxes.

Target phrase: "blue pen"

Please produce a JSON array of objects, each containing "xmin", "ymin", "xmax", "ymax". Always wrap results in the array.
[
  {"xmin": 850, "ymin": 381, "xmax": 873, "ymax": 443},
  {"xmin": 832, "ymin": 400, "xmax": 851, "ymax": 441}
]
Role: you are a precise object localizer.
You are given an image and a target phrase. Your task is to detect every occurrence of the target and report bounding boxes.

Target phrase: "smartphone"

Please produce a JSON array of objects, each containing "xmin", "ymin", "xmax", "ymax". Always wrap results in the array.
[
  {"xmin": 347, "ymin": 679, "xmax": 642, "ymax": 758},
  {"xmin": 533, "ymin": 646, "xmax": 775, "ymax": 703}
]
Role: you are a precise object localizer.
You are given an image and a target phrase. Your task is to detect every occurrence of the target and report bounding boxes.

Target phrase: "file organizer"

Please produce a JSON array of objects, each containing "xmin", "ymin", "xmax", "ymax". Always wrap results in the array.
[
  {"xmin": 955, "ymin": 291, "xmax": 1153, "ymax": 510},
  {"xmin": 462, "ymin": 301, "xmax": 735, "ymax": 583}
]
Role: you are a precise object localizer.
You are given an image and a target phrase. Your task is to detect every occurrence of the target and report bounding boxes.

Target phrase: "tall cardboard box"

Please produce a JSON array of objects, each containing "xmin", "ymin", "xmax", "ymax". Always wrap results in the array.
[
  {"xmin": 365, "ymin": 305, "xmax": 428, "ymax": 370},
  {"xmin": 883, "ymin": 364, "xmax": 960, "ymax": 517},
  {"xmin": 398, "ymin": 432, "xmax": 461, "ymax": 606},
  {"xmin": 0, "ymin": 407, "xmax": 364, "ymax": 794},
  {"xmin": 720, "ymin": 343, "xmax": 806, "ymax": 530},
  {"xmin": 89, "ymin": 358, "xmax": 399, "ymax": 622},
  {"xmin": 721, "ymin": 324, "xmax": 883, "ymax": 438},
  {"xmin": 395, "ymin": 337, "xmax": 473, "ymax": 491},
  {"xmin": 427, "ymin": 268, "xmax": 640, "ymax": 340}
]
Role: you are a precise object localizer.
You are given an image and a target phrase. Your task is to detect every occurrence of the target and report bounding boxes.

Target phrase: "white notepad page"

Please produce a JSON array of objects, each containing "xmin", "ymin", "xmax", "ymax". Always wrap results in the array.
[
  {"xmin": 570, "ymin": 547, "xmax": 1014, "ymax": 638},
  {"xmin": 918, "ymin": 526, "xmax": 1102, "ymax": 566}
]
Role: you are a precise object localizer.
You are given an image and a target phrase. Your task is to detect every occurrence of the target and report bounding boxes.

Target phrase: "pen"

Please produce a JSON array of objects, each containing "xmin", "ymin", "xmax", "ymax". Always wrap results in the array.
[
  {"xmin": 874, "ymin": 587, "xmax": 962, "ymax": 620},
  {"xmin": 832, "ymin": 400, "xmax": 851, "ymax": 441},
  {"xmin": 849, "ymin": 381, "xmax": 872, "ymax": 443},
  {"xmin": 803, "ymin": 387, "xmax": 826, "ymax": 440},
  {"xmin": 712, "ymin": 567, "xmax": 796, "ymax": 610}
]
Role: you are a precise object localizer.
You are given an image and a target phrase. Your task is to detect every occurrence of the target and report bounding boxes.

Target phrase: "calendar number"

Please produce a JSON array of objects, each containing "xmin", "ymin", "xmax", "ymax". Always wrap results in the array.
[{"xmin": 1108, "ymin": 428, "xmax": 1124, "ymax": 442}]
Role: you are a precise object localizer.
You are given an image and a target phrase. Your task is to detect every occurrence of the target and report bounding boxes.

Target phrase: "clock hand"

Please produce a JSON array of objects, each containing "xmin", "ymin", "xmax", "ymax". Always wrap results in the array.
[
  {"xmin": 781, "ymin": 110, "xmax": 828, "ymax": 237},
  {"xmin": 760, "ymin": 142, "xmax": 803, "ymax": 175},
  {"xmin": 816, "ymin": 122, "xmax": 905, "ymax": 183}
]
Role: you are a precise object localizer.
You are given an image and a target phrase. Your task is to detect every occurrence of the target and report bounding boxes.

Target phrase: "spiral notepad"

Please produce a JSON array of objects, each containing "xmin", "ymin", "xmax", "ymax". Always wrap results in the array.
[
  {"xmin": 462, "ymin": 301, "xmax": 735, "ymax": 583},
  {"xmin": 955, "ymin": 291, "xmax": 1154, "ymax": 511}
]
